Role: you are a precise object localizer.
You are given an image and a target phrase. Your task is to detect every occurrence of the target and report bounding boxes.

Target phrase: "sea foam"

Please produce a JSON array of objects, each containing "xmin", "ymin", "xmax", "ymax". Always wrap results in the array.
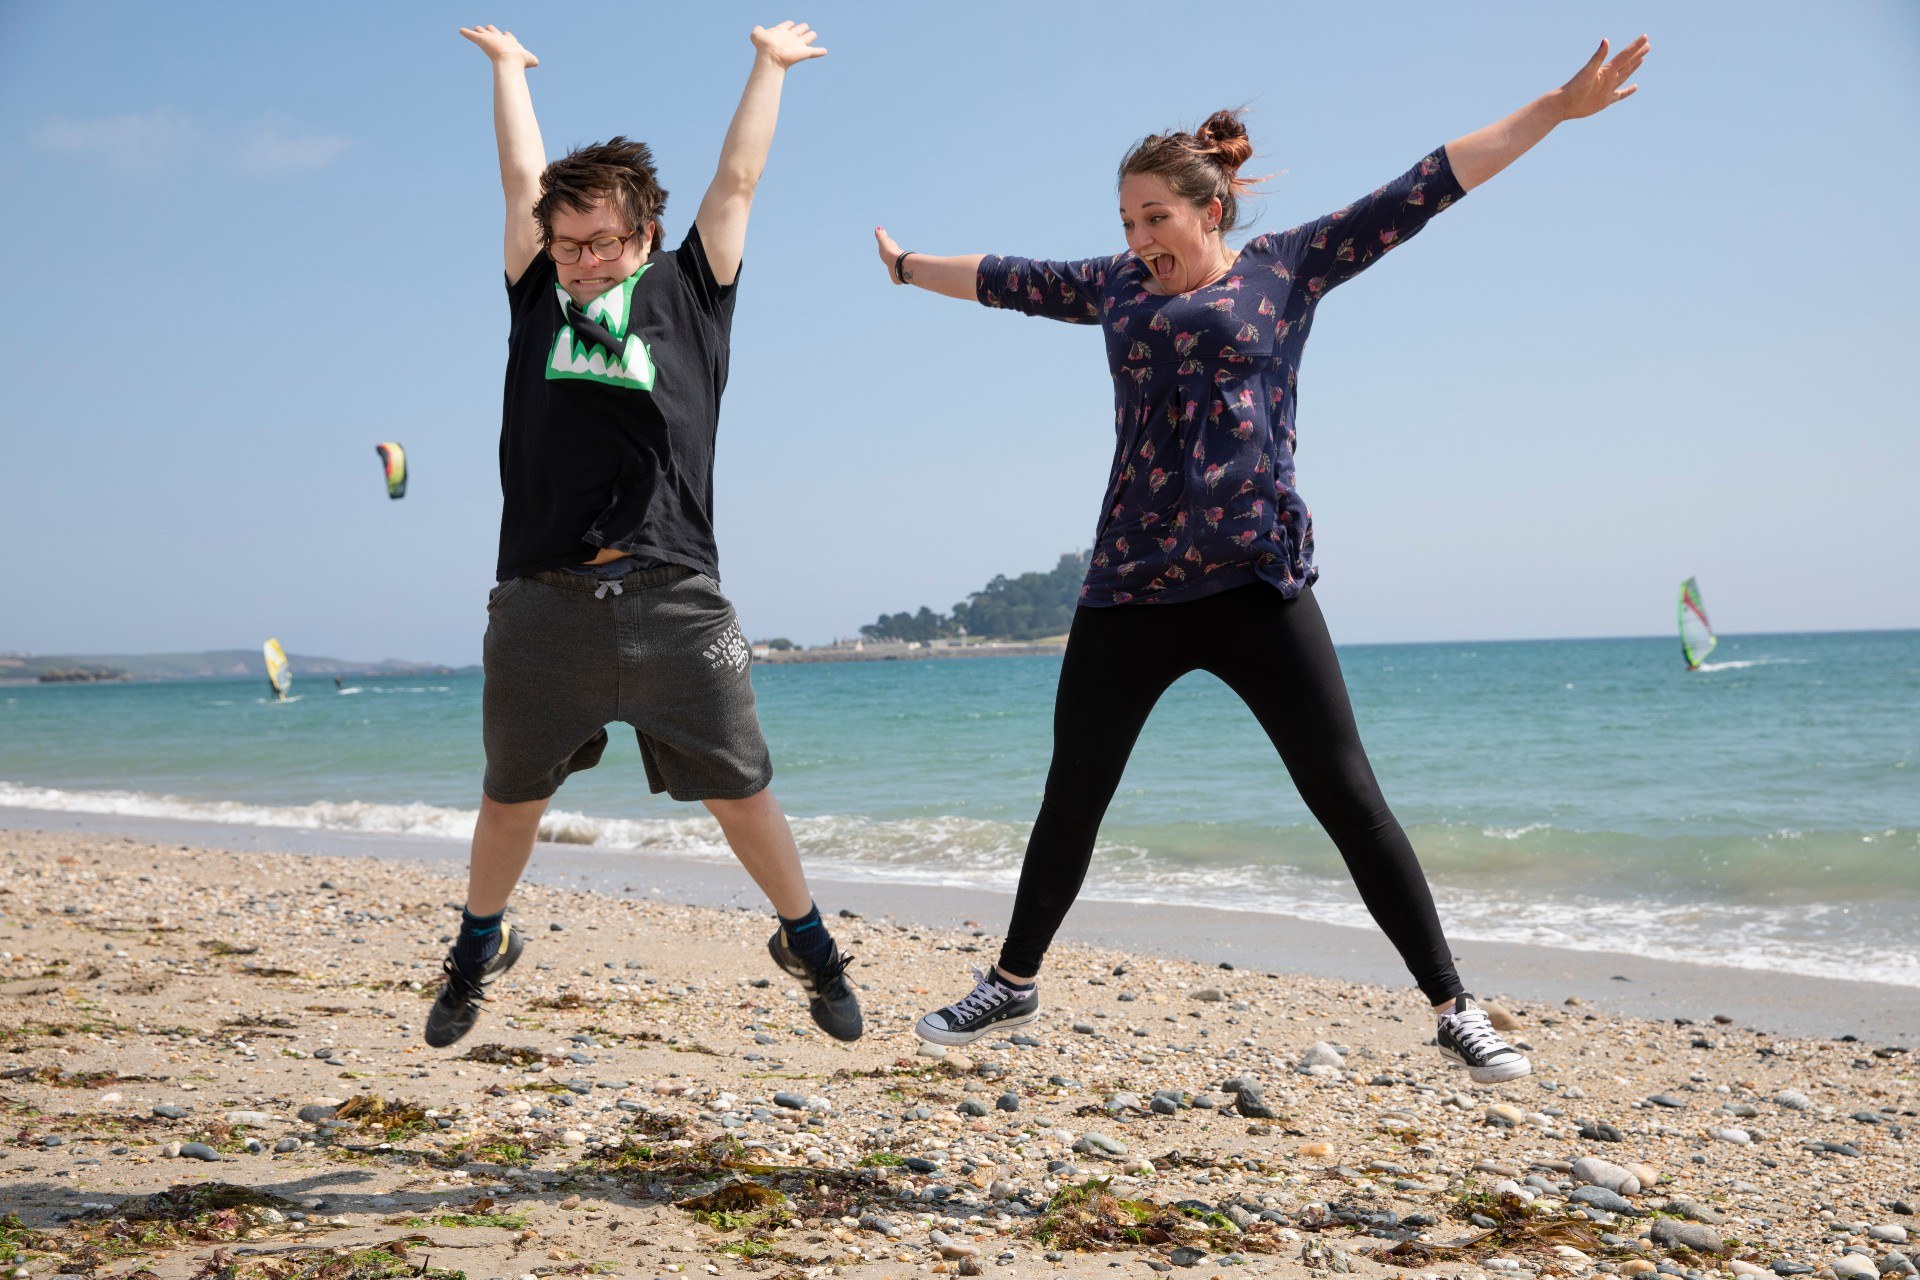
[{"xmin": 4, "ymin": 779, "xmax": 1914, "ymax": 989}]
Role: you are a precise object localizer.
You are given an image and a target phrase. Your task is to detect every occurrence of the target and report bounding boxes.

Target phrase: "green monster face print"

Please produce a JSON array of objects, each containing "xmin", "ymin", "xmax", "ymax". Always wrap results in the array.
[{"xmin": 547, "ymin": 265, "xmax": 657, "ymax": 390}]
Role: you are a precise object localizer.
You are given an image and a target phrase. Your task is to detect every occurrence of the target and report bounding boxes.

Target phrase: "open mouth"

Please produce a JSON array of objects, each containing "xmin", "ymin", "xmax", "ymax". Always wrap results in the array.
[{"xmin": 1144, "ymin": 251, "xmax": 1176, "ymax": 283}]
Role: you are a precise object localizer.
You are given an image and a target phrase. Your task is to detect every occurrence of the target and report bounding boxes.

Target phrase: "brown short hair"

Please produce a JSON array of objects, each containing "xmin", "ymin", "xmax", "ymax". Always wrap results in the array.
[
  {"xmin": 532, "ymin": 136, "xmax": 669, "ymax": 250},
  {"xmin": 1119, "ymin": 108, "xmax": 1262, "ymax": 234}
]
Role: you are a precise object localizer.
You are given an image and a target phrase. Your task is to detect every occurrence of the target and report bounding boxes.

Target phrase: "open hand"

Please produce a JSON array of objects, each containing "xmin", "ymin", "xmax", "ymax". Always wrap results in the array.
[
  {"xmin": 1559, "ymin": 35, "xmax": 1649, "ymax": 119},
  {"xmin": 751, "ymin": 20, "xmax": 826, "ymax": 69},
  {"xmin": 459, "ymin": 24, "xmax": 538, "ymax": 69},
  {"xmin": 874, "ymin": 226, "xmax": 906, "ymax": 281}
]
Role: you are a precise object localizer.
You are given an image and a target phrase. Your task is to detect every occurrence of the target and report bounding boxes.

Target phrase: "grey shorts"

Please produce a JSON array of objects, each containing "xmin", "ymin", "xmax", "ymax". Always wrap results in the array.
[{"xmin": 481, "ymin": 566, "xmax": 772, "ymax": 804}]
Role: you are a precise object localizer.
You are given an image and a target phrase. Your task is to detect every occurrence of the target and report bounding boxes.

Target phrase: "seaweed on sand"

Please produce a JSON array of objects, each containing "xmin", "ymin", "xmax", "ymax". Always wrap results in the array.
[
  {"xmin": 0, "ymin": 1214, "xmax": 46, "ymax": 1262},
  {"xmin": 108, "ymin": 1183, "xmax": 301, "ymax": 1223},
  {"xmin": 1376, "ymin": 1197, "xmax": 1627, "ymax": 1269},
  {"xmin": 24, "ymin": 1184, "xmax": 308, "ymax": 1273},
  {"xmin": 457, "ymin": 1044, "xmax": 555, "ymax": 1067},
  {"xmin": 1029, "ymin": 1178, "xmax": 1278, "ymax": 1255},
  {"xmin": 3, "ymin": 1067, "xmax": 160, "ymax": 1088},
  {"xmin": 331, "ymin": 1095, "xmax": 433, "ymax": 1141},
  {"xmin": 399, "ymin": 1195, "xmax": 529, "ymax": 1230},
  {"xmin": 576, "ymin": 1136, "xmax": 886, "ymax": 1224},
  {"xmin": 677, "ymin": 1177, "xmax": 790, "ymax": 1225},
  {"xmin": 676, "ymin": 1180, "xmax": 792, "ymax": 1261},
  {"xmin": 192, "ymin": 1238, "xmax": 464, "ymax": 1280}
]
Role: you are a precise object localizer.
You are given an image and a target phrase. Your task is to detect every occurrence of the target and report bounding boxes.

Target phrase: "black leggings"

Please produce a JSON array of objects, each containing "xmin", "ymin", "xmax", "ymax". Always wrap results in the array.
[{"xmin": 998, "ymin": 583, "xmax": 1464, "ymax": 1005}]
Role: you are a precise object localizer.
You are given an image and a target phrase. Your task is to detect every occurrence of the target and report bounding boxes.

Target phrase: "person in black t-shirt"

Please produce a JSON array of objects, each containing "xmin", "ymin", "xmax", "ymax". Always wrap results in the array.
[{"xmin": 427, "ymin": 21, "xmax": 862, "ymax": 1049}]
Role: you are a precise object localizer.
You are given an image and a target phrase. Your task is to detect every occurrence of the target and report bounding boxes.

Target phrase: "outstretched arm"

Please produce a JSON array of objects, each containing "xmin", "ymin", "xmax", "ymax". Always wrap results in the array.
[
  {"xmin": 459, "ymin": 24, "xmax": 546, "ymax": 284},
  {"xmin": 695, "ymin": 20, "xmax": 826, "ymax": 286},
  {"xmin": 872, "ymin": 227, "xmax": 984, "ymax": 301},
  {"xmin": 1446, "ymin": 35, "xmax": 1650, "ymax": 191}
]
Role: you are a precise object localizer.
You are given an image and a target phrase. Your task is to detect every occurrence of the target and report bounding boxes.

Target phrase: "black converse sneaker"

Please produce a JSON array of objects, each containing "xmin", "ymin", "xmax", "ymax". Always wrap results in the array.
[
  {"xmin": 915, "ymin": 968, "xmax": 1040, "ymax": 1046},
  {"xmin": 423, "ymin": 923, "xmax": 525, "ymax": 1049},
  {"xmin": 767, "ymin": 928, "xmax": 864, "ymax": 1042},
  {"xmin": 1435, "ymin": 993, "xmax": 1532, "ymax": 1083}
]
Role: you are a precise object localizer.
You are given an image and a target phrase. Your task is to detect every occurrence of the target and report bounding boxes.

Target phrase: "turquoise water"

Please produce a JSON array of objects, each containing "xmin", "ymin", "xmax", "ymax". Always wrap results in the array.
[{"xmin": 4, "ymin": 630, "xmax": 1916, "ymax": 985}]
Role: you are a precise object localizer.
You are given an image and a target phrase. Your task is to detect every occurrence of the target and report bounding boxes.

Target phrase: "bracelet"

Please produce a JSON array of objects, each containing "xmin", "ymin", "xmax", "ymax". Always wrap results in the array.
[{"xmin": 894, "ymin": 250, "xmax": 914, "ymax": 285}]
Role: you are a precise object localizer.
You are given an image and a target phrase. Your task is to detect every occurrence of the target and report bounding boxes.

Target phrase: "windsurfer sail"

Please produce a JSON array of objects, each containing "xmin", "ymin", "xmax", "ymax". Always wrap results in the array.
[
  {"xmin": 263, "ymin": 638, "xmax": 293, "ymax": 701},
  {"xmin": 1678, "ymin": 578, "xmax": 1716, "ymax": 671}
]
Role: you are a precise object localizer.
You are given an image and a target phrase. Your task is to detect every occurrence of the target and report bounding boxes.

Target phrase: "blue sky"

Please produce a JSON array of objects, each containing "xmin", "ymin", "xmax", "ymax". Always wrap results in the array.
[{"xmin": 2, "ymin": 2, "xmax": 1915, "ymax": 663}]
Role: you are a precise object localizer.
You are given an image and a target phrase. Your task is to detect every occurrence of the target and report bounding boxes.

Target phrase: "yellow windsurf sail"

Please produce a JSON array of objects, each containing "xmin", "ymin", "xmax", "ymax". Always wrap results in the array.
[{"xmin": 263, "ymin": 638, "xmax": 292, "ymax": 700}]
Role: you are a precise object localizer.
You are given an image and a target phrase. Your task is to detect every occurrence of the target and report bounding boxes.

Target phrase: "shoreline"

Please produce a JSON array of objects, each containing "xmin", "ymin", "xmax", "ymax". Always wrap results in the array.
[{"xmin": 6, "ymin": 805, "xmax": 1912, "ymax": 1045}]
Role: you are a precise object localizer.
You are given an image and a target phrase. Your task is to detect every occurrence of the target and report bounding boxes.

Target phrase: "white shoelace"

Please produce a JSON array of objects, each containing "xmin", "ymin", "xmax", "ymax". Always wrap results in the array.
[
  {"xmin": 951, "ymin": 967, "xmax": 1022, "ymax": 1019},
  {"xmin": 1443, "ymin": 1005, "xmax": 1510, "ymax": 1059}
]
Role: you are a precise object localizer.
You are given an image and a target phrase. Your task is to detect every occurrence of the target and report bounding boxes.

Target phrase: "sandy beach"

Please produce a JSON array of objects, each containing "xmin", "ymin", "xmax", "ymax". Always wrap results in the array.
[{"xmin": 2, "ymin": 823, "xmax": 1914, "ymax": 1280}]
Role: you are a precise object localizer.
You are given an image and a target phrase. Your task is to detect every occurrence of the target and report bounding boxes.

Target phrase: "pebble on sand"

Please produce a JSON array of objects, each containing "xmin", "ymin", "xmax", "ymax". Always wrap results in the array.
[
  {"xmin": 1569, "ymin": 1186, "xmax": 1635, "ymax": 1214},
  {"xmin": 1572, "ymin": 1155, "xmax": 1642, "ymax": 1195},
  {"xmin": 1482, "ymin": 1000, "xmax": 1521, "ymax": 1031},
  {"xmin": 1298, "ymin": 1041, "xmax": 1344, "ymax": 1069},
  {"xmin": 1649, "ymin": 1217, "xmax": 1727, "ymax": 1255},
  {"xmin": 1073, "ymin": 1132, "xmax": 1129, "ymax": 1157}
]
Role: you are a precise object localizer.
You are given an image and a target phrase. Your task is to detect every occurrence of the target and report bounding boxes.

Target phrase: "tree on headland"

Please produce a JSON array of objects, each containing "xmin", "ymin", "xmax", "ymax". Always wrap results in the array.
[
  {"xmin": 35, "ymin": 665, "xmax": 131, "ymax": 683},
  {"xmin": 860, "ymin": 606, "xmax": 948, "ymax": 644},
  {"xmin": 860, "ymin": 552, "xmax": 1087, "ymax": 643}
]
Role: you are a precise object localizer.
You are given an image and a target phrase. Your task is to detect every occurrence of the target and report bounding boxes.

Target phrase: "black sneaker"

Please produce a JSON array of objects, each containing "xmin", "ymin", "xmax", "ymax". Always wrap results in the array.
[
  {"xmin": 767, "ymin": 927, "xmax": 863, "ymax": 1042},
  {"xmin": 915, "ymin": 968, "xmax": 1039, "ymax": 1046},
  {"xmin": 1435, "ymin": 992, "xmax": 1532, "ymax": 1083},
  {"xmin": 423, "ymin": 923, "xmax": 525, "ymax": 1049}
]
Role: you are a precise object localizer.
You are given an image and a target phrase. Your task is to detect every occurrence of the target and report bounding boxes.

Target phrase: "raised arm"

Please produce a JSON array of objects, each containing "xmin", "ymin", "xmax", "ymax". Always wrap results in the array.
[
  {"xmin": 694, "ymin": 21, "xmax": 826, "ymax": 287},
  {"xmin": 459, "ymin": 24, "xmax": 547, "ymax": 284},
  {"xmin": 1446, "ymin": 35, "xmax": 1650, "ymax": 191},
  {"xmin": 872, "ymin": 228, "xmax": 984, "ymax": 301}
]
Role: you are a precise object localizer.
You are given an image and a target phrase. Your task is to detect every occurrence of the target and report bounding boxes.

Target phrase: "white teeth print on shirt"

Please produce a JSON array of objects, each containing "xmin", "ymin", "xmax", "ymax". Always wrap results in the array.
[
  {"xmin": 703, "ymin": 622, "xmax": 750, "ymax": 674},
  {"xmin": 548, "ymin": 331, "xmax": 656, "ymax": 387}
]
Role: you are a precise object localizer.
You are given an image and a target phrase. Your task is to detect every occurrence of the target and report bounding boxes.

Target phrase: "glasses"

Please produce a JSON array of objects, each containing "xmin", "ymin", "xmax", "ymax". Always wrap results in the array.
[{"xmin": 547, "ymin": 229, "xmax": 641, "ymax": 265}]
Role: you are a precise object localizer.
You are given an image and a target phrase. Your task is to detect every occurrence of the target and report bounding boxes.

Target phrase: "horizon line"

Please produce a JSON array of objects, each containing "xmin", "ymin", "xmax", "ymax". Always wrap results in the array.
[{"xmin": 6, "ymin": 624, "xmax": 1916, "ymax": 675}]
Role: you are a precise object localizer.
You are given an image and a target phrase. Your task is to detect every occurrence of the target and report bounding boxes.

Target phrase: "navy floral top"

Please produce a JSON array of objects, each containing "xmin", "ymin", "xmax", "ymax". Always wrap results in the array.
[{"xmin": 978, "ymin": 147, "xmax": 1466, "ymax": 607}]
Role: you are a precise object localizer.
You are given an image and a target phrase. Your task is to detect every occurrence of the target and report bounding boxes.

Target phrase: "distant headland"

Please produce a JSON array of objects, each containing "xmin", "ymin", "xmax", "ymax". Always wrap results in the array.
[{"xmin": 0, "ymin": 651, "xmax": 471, "ymax": 685}]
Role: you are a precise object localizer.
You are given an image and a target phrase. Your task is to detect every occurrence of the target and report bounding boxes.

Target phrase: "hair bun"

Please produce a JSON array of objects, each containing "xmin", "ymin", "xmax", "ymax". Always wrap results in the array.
[
  {"xmin": 1118, "ymin": 108, "xmax": 1264, "ymax": 235},
  {"xmin": 1196, "ymin": 108, "xmax": 1253, "ymax": 174}
]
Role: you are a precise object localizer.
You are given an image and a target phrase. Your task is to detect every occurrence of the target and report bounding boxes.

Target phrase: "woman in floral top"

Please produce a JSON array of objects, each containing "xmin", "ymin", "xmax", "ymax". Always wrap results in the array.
[{"xmin": 882, "ymin": 36, "xmax": 1649, "ymax": 1082}]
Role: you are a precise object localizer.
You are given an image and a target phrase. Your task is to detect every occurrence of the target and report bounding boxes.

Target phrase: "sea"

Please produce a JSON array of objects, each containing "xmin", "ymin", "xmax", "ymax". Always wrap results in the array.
[{"xmin": 3, "ymin": 630, "xmax": 1916, "ymax": 988}]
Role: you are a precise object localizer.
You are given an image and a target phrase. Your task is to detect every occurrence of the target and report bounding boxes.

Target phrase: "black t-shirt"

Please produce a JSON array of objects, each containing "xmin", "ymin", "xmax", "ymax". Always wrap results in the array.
[{"xmin": 495, "ymin": 225, "xmax": 736, "ymax": 580}]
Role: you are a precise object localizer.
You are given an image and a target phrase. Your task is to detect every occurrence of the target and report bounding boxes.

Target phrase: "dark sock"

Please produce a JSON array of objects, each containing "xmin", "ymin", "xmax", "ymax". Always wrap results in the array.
[
  {"xmin": 452, "ymin": 907, "xmax": 504, "ymax": 971},
  {"xmin": 992, "ymin": 954, "xmax": 1037, "ymax": 991},
  {"xmin": 777, "ymin": 903, "xmax": 836, "ymax": 969}
]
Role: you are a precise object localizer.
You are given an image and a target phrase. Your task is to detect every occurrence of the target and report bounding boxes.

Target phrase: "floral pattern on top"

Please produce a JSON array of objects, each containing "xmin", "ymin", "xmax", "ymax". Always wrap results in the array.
[{"xmin": 978, "ymin": 147, "xmax": 1465, "ymax": 606}]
